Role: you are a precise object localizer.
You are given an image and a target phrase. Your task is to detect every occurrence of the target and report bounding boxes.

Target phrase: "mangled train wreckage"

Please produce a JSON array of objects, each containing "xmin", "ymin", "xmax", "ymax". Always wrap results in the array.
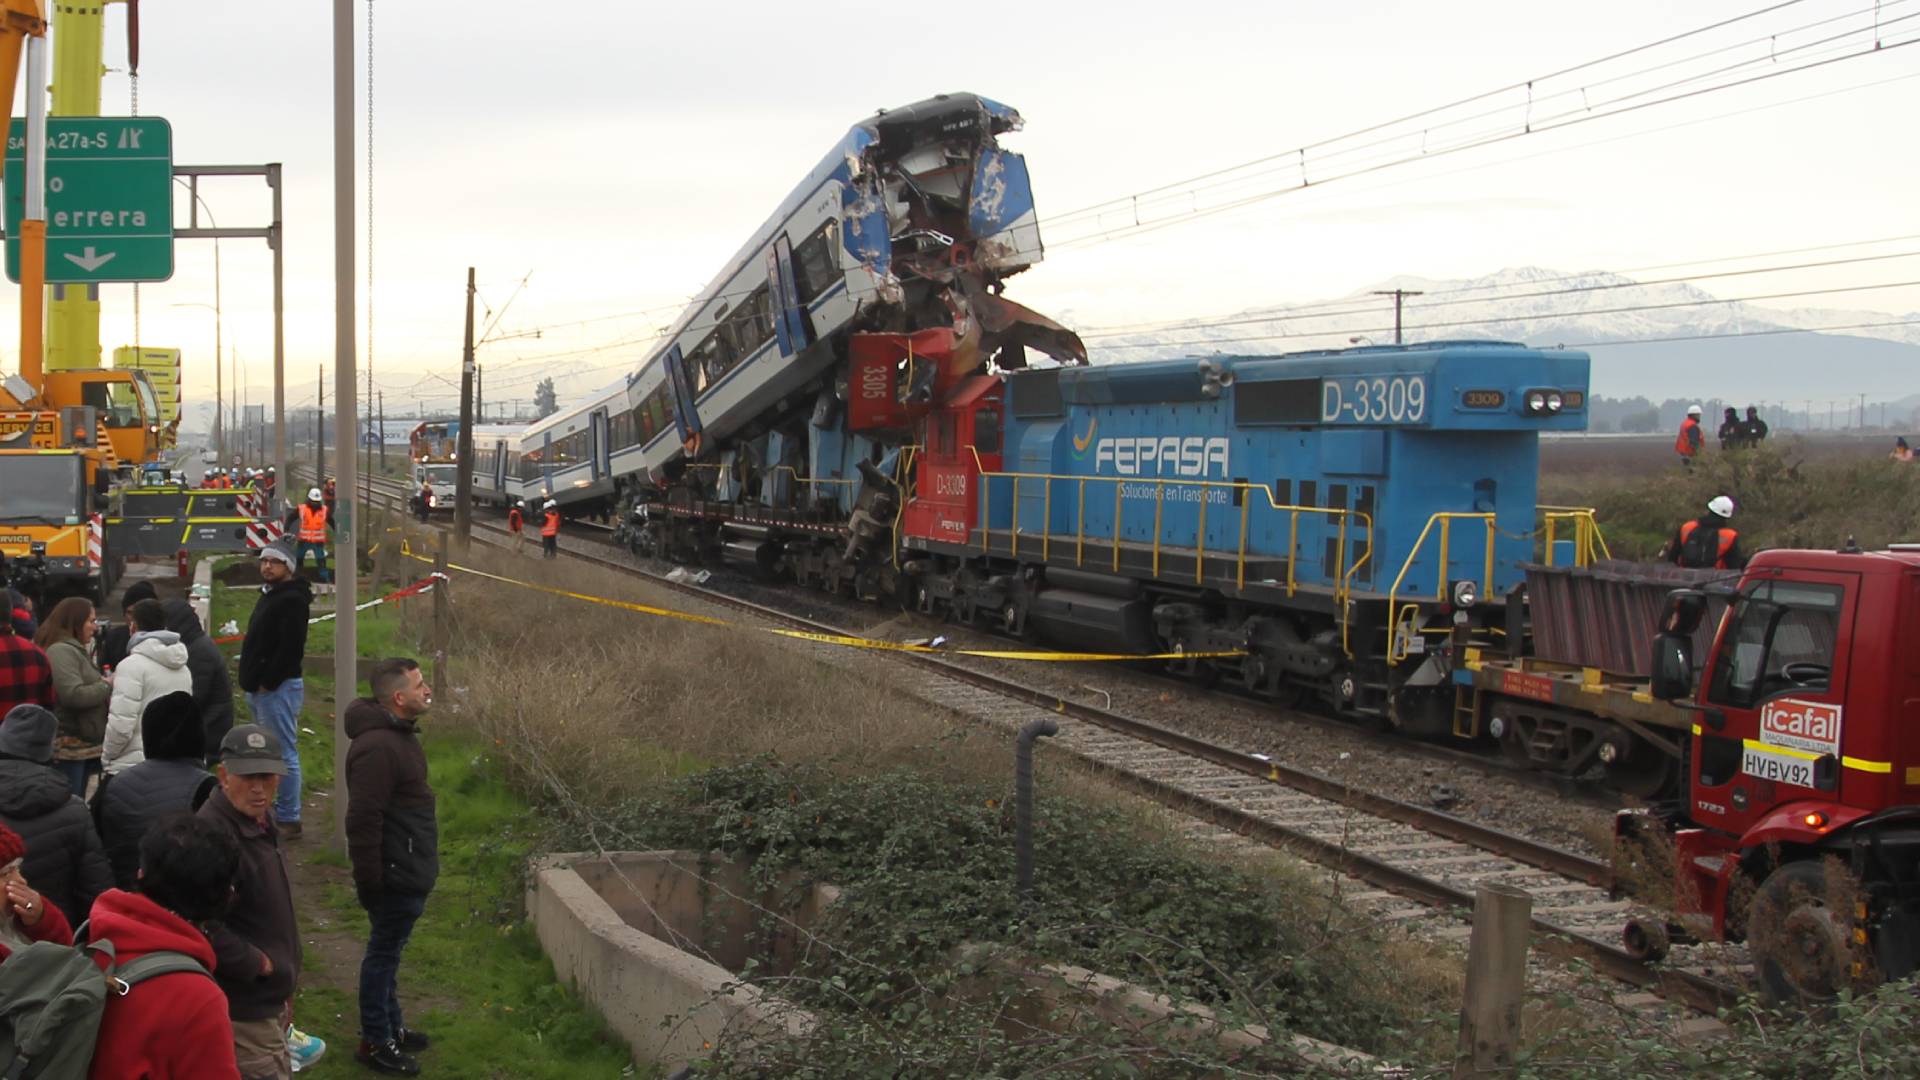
[{"xmin": 472, "ymin": 93, "xmax": 1632, "ymax": 770}]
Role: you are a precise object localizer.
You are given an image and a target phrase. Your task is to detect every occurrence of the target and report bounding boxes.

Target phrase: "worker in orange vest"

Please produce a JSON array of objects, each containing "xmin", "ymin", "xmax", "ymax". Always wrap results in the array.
[
  {"xmin": 506, "ymin": 499, "xmax": 526, "ymax": 555},
  {"xmin": 1665, "ymin": 495, "xmax": 1745, "ymax": 570},
  {"xmin": 1674, "ymin": 404, "xmax": 1704, "ymax": 468},
  {"xmin": 540, "ymin": 499, "xmax": 560, "ymax": 559},
  {"xmin": 283, "ymin": 486, "xmax": 335, "ymax": 584}
]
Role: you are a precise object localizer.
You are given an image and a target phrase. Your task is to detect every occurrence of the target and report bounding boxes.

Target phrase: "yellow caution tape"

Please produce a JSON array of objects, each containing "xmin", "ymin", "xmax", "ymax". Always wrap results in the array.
[{"xmin": 402, "ymin": 540, "xmax": 1244, "ymax": 663}]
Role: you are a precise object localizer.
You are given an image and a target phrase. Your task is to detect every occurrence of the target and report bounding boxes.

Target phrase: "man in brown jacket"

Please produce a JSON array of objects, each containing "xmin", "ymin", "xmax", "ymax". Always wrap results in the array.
[
  {"xmin": 197, "ymin": 724, "xmax": 301, "ymax": 1079},
  {"xmin": 345, "ymin": 658, "xmax": 439, "ymax": 1076}
]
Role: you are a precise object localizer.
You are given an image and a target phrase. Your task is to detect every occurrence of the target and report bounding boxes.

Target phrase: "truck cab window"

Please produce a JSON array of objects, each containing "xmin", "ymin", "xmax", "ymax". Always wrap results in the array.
[{"xmin": 1706, "ymin": 581, "xmax": 1841, "ymax": 709}]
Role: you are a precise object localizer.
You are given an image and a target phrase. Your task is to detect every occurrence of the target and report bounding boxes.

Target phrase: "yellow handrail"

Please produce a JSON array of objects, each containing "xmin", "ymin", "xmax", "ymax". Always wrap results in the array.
[
  {"xmin": 1386, "ymin": 511, "xmax": 1497, "ymax": 664},
  {"xmin": 1539, "ymin": 506, "xmax": 1610, "ymax": 566}
]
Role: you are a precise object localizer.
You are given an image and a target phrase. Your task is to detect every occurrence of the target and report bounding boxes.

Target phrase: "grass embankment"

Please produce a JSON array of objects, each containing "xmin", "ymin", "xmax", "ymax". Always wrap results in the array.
[
  {"xmin": 210, "ymin": 555, "xmax": 637, "ymax": 1078},
  {"xmin": 1542, "ymin": 438, "xmax": 1920, "ymax": 558}
]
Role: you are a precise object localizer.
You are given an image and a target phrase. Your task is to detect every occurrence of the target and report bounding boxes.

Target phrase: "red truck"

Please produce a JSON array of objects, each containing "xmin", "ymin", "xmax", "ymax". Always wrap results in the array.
[{"xmin": 1615, "ymin": 543, "xmax": 1920, "ymax": 1004}]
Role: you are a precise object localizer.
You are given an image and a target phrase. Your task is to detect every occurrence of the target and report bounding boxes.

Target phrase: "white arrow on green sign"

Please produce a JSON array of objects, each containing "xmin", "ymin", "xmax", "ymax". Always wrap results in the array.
[{"xmin": 4, "ymin": 116, "xmax": 175, "ymax": 284}]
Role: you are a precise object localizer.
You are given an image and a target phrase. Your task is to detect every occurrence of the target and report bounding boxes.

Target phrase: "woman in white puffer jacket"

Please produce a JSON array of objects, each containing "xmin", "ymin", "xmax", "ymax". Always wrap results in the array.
[{"xmin": 101, "ymin": 599, "xmax": 193, "ymax": 776}]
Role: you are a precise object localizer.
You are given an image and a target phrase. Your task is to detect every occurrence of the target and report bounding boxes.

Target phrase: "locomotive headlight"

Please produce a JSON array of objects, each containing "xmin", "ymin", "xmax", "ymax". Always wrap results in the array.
[
  {"xmin": 1452, "ymin": 579, "xmax": 1478, "ymax": 607},
  {"xmin": 1546, "ymin": 392, "xmax": 1564, "ymax": 413},
  {"xmin": 1525, "ymin": 391, "xmax": 1547, "ymax": 414}
]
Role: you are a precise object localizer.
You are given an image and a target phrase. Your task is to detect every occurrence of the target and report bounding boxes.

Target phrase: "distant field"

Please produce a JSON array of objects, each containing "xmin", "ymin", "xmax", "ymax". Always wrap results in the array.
[
  {"xmin": 1539, "ymin": 433, "xmax": 1920, "ymax": 559},
  {"xmin": 1541, "ymin": 431, "xmax": 1899, "ymax": 480}
]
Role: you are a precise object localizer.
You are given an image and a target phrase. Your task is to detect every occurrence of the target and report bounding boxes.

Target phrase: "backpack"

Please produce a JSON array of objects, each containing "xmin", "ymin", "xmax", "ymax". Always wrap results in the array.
[
  {"xmin": 0, "ymin": 935, "xmax": 209, "ymax": 1080},
  {"xmin": 1678, "ymin": 521, "xmax": 1722, "ymax": 568}
]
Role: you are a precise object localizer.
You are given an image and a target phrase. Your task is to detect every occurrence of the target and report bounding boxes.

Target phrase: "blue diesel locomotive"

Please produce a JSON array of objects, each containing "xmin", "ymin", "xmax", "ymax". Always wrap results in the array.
[{"xmin": 888, "ymin": 341, "xmax": 1592, "ymax": 732}]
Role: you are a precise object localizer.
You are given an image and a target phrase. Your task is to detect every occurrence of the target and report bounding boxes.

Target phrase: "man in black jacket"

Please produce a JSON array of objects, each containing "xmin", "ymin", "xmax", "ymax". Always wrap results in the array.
[
  {"xmin": 98, "ymin": 691, "xmax": 217, "ymax": 887},
  {"xmin": 162, "ymin": 598, "xmax": 236, "ymax": 760},
  {"xmin": 0, "ymin": 704, "xmax": 113, "ymax": 925},
  {"xmin": 345, "ymin": 658, "xmax": 439, "ymax": 1076},
  {"xmin": 236, "ymin": 538, "xmax": 312, "ymax": 839},
  {"xmin": 97, "ymin": 578, "xmax": 158, "ymax": 672},
  {"xmin": 198, "ymin": 723, "xmax": 301, "ymax": 1079}
]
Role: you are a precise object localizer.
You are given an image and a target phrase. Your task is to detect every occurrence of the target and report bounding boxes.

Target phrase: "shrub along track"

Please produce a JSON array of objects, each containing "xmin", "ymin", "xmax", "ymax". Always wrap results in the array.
[{"xmin": 338, "ymin": 473, "xmax": 1742, "ymax": 1027}]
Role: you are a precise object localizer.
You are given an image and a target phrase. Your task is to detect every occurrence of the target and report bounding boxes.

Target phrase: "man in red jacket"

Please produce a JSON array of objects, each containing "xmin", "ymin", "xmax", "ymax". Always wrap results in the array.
[{"xmin": 86, "ymin": 814, "xmax": 243, "ymax": 1079}]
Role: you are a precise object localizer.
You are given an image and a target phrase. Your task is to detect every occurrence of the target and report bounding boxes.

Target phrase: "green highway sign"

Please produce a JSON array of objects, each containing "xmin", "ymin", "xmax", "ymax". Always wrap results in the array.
[{"xmin": 4, "ymin": 116, "xmax": 175, "ymax": 284}]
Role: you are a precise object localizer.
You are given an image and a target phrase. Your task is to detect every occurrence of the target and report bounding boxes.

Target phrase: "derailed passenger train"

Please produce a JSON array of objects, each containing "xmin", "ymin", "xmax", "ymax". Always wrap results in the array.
[{"xmin": 476, "ymin": 91, "xmax": 1601, "ymax": 741}]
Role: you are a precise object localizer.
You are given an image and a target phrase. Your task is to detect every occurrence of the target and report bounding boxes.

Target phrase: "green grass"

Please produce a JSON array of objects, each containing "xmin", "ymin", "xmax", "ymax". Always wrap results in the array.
[{"xmin": 213, "ymin": 564, "xmax": 642, "ymax": 1077}]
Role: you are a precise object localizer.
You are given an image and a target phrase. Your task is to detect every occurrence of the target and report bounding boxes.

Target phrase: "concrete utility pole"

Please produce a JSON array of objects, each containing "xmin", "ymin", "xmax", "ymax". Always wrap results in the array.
[
  {"xmin": 1372, "ymin": 289, "xmax": 1423, "ymax": 344},
  {"xmin": 378, "ymin": 391, "xmax": 386, "ymax": 467},
  {"xmin": 331, "ymin": 0, "xmax": 359, "ymax": 853},
  {"xmin": 454, "ymin": 266, "xmax": 477, "ymax": 548},
  {"xmin": 316, "ymin": 363, "xmax": 326, "ymax": 481},
  {"xmin": 1858, "ymin": 392, "xmax": 1867, "ymax": 430}
]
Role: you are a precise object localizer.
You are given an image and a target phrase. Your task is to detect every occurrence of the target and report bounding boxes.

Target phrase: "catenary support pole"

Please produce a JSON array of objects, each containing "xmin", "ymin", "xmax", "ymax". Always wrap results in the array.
[
  {"xmin": 270, "ymin": 163, "xmax": 287, "ymax": 514},
  {"xmin": 330, "ymin": 0, "xmax": 358, "ymax": 854},
  {"xmin": 1453, "ymin": 884, "xmax": 1532, "ymax": 1079},
  {"xmin": 454, "ymin": 267, "xmax": 476, "ymax": 549}
]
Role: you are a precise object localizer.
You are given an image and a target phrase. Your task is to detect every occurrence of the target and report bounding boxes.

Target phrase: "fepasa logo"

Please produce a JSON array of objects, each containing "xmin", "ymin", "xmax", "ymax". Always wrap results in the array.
[
  {"xmin": 1094, "ymin": 435, "xmax": 1230, "ymax": 479},
  {"xmin": 1071, "ymin": 417, "xmax": 1098, "ymax": 456},
  {"xmin": 1759, "ymin": 698, "xmax": 1842, "ymax": 756}
]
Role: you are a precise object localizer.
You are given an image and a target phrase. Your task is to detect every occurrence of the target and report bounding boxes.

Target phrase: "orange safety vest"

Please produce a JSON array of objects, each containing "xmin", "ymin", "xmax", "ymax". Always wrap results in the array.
[
  {"xmin": 1674, "ymin": 417, "xmax": 1701, "ymax": 457},
  {"xmin": 298, "ymin": 503, "xmax": 329, "ymax": 543},
  {"xmin": 1677, "ymin": 520, "xmax": 1737, "ymax": 568},
  {"xmin": 507, "ymin": 508, "xmax": 523, "ymax": 533},
  {"xmin": 541, "ymin": 510, "xmax": 560, "ymax": 538}
]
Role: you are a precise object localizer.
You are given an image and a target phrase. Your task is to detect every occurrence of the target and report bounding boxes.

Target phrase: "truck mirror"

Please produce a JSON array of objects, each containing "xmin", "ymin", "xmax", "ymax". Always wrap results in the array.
[
  {"xmin": 1659, "ymin": 589, "xmax": 1708, "ymax": 636},
  {"xmin": 1649, "ymin": 633, "xmax": 1695, "ymax": 701}
]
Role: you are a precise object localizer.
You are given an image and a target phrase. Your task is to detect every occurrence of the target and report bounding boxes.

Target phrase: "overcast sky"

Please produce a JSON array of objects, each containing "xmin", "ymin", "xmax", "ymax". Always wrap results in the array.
[{"xmin": 1, "ymin": 0, "xmax": 1914, "ymax": 415}]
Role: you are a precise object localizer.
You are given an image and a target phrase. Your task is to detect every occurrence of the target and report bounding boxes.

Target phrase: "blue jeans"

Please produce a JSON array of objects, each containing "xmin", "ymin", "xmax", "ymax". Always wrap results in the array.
[
  {"xmin": 56, "ymin": 758, "xmax": 100, "ymax": 799},
  {"xmin": 246, "ymin": 679, "xmax": 304, "ymax": 824},
  {"xmin": 295, "ymin": 540, "xmax": 331, "ymax": 583},
  {"xmin": 358, "ymin": 891, "xmax": 427, "ymax": 1043}
]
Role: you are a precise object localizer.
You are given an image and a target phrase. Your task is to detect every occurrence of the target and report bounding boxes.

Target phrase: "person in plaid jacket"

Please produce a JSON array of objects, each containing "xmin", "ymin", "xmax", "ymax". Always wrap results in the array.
[{"xmin": 0, "ymin": 616, "xmax": 53, "ymax": 717}]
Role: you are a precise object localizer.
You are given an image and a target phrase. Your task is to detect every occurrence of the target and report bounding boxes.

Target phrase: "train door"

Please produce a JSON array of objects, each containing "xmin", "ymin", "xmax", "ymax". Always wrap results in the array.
[
  {"xmin": 492, "ymin": 440, "xmax": 508, "ymax": 490},
  {"xmin": 662, "ymin": 344, "xmax": 705, "ymax": 455},
  {"xmin": 766, "ymin": 234, "xmax": 811, "ymax": 359},
  {"xmin": 589, "ymin": 410, "xmax": 611, "ymax": 481}
]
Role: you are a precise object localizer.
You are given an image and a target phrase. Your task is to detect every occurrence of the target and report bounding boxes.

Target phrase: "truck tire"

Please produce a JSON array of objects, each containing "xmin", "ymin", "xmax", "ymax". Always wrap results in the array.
[{"xmin": 1748, "ymin": 858, "xmax": 1854, "ymax": 1006}]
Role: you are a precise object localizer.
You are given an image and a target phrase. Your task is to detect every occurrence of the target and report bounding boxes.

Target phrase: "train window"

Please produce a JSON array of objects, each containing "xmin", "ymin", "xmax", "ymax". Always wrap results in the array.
[
  {"xmin": 973, "ymin": 407, "xmax": 1002, "ymax": 455},
  {"xmin": 1234, "ymin": 379, "xmax": 1320, "ymax": 426},
  {"xmin": 1007, "ymin": 369, "xmax": 1063, "ymax": 418},
  {"xmin": 726, "ymin": 285, "xmax": 774, "ymax": 358},
  {"xmin": 792, "ymin": 221, "xmax": 840, "ymax": 303},
  {"xmin": 688, "ymin": 332, "xmax": 732, "ymax": 392}
]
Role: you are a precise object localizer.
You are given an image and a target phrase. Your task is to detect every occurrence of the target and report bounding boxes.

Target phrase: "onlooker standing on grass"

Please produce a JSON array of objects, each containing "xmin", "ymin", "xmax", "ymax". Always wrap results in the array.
[
  {"xmin": 36, "ymin": 596, "xmax": 111, "ymax": 797},
  {"xmin": 0, "ymin": 612, "xmax": 54, "ymax": 719},
  {"xmin": 1743, "ymin": 405, "xmax": 1769, "ymax": 446},
  {"xmin": 1717, "ymin": 406, "xmax": 1743, "ymax": 451},
  {"xmin": 346, "ymin": 658, "xmax": 439, "ymax": 1076},
  {"xmin": 198, "ymin": 724, "xmax": 302, "ymax": 1080},
  {"xmin": 164, "ymin": 597, "xmax": 238, "ymax": 760},
  {"xmin": 99, "ymin": 691, "xmax": 217, "ymax": 888},
  {"xmin": 0, "ymin": 704, "xmax": 112, "ymax": 925},
  {"xmin": 97, "ymin": 578, "xmax": 159, "ymax": 673},
  {"xmin": 83, "ymin": 814, "xmax": 245, "ymax": 1080},
  {"xmin": 237, "ymin": 538, "xmax": 312, "ymax": 839},
  {"xmin": 0, "ymin": 822, "xmax": 75, "ymax": 959},
  {"xmin": 102, "ymin": 598, "xmax": 194, "ymax": 778}
]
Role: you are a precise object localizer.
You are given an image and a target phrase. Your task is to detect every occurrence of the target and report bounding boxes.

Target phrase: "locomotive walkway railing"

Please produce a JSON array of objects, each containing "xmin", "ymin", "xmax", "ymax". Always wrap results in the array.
[
  {"xmin": 1539, "ymin": 506, "xmax": 1611, "ymax": 566},
  {"xmin": 964, "ymin": 449, "xmax": 1376, "ymax": 606}
]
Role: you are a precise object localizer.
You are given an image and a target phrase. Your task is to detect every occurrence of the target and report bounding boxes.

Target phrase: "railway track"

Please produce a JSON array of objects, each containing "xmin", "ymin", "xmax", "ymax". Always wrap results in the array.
[{"xmin": 329, "ymin": 473, "xmax": 1744, "ymax": 1025}]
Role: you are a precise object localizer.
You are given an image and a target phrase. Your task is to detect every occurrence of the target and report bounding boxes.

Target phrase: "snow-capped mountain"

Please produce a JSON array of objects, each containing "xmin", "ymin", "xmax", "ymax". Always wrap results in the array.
[{"xmin": 1088, "ymin": 267, "xmax": 1920, "ymax": 400}]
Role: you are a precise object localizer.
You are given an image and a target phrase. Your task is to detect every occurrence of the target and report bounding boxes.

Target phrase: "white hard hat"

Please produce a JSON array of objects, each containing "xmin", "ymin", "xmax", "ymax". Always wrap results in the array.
[
  {"xmin": 544, "ymin": 499, "xmax": 557, "ymax": 509},
  {"xmin": 1687, "ymin": 404, "xmax": 1703, "ymax": 416},
  {"xmin": 1707, "ymin": 495, "xmax": 1734, "ymax": 519},
  {"xmin": 308, "ymin": 487, "xmax": 324, "ymax": 502}
]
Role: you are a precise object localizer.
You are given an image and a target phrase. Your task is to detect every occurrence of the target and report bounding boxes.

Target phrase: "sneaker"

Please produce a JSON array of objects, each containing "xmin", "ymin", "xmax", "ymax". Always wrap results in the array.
[
  {"xmin": 355, "ymin": 1039, "xmax": 420, "ymax": 1076},
  {"xmin": 287, "ymin": 1026, "xmax": 327, "ymax": 1072},
  {"xmin": 278, "ymin": 821, "xmax": 303, "ymax": 841},
  {"xmin": 394, "ymin": 1028, "xmax": 431, "ymax": 1053}
]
